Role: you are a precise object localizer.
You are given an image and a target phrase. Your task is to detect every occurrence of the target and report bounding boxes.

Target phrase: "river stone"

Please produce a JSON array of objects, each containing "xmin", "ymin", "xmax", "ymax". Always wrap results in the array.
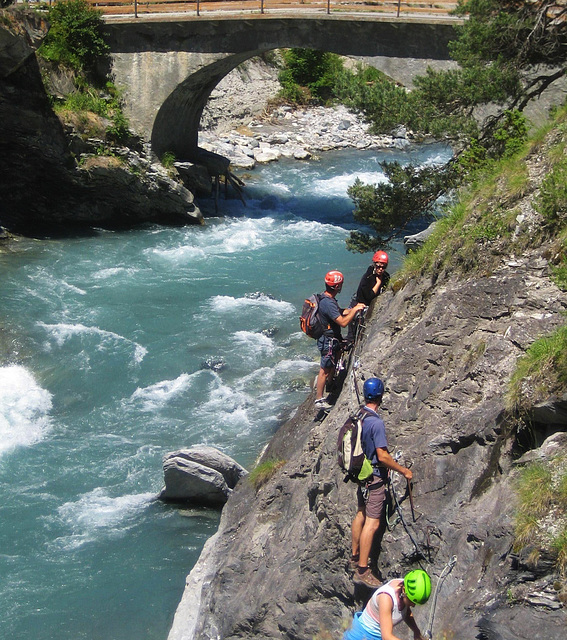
[
  {"xmin": 159, "ymin": 446, "xmax": 248, "ymax": 506},
  {"xmin": 160, "ymin": 457, "xmax": 230, "ymax": 506},
  {"xmin": 293, "ymin": 148, "xmax": 311, "ymax": 160},
  {"xmin": 176, "ymin": 445, "xmax": 248, "ymax": 487},
  {"xmin": 229, "ymin": 153, "xmax": 256, "ymax": 169},
  {"xmin": 254, "ymin": 148, "xmax": 281, "ymax": 163}
]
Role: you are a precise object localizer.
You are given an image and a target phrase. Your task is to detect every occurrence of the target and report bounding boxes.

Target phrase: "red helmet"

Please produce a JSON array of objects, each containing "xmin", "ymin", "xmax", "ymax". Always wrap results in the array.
[
  {"xmin": 373, "ymin": 250, "xmax": 389, "ymax": 266},
  {"xmin": 325, "ymin": 270, "xmax": 344, "ymax": 288}
]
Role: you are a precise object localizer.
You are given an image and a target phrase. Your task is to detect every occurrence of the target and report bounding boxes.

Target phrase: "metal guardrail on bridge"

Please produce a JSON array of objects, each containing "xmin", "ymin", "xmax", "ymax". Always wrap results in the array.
[{"xmin": 81, "ymin": 0, "xmax": 460, "ymax": 20}]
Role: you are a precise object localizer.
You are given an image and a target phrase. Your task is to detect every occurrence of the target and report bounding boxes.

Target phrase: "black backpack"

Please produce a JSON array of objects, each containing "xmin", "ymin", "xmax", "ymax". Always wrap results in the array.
[
  {"xmin": 299, "ymin": 293, "xmax": 325, "ymax": 339},
  {"xmin": 337, "ymin": 409, "xmax": 374, "ymax": 484}
]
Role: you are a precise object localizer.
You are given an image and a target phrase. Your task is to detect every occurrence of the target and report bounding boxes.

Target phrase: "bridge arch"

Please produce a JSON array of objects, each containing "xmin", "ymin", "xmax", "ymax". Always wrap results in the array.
[
  {"xmin": 151, "ymin": 51, "xmax": 265, "ymax": 160},
  {"xmin": 104, "ymin": 16, "xmax": 458, "ymax": 160}
]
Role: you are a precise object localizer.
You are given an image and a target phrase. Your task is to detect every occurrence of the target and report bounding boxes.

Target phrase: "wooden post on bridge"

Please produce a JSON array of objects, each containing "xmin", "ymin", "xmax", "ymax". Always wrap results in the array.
[
  {"xmin": 261, "ymin": 0, "xmax": 264, "ymax": 14},
  {"xmin": 397, "ymin": 0, "xmax": 401, "ymax": 17},
  {"xmin": 197, "ymin": 0, "xmax": 200, "ymax": 16},
  {"xmin": 134, "ymin": 0, "xmax": 138, "ymax": 19}
]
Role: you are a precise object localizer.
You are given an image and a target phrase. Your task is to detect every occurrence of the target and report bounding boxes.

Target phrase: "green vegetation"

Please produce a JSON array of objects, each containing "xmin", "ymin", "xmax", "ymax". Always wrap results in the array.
[
  {"xmin": 161, "ymin": 152, "xmax": 176, "ymax": 169},
  {"xmin": 535, "ymin": 155, "xmax": 567, "ymax": 230},
  {"xmin": 37, "ymin": 0, "xmax": 130, "ymax": 146},
  {"xmin": 38, "ymin": 0, "xmax": 110, "ymax": 80},
  {"xmin": 327, "ymin": 0, "xmax": 566, "ymax": 251},
  {"xmin": 346, "ymin": 161, "xmax": 455, "ymax": 251},
  {"xmin": 393, "ymin": 104, "xmax": 567, "ymax": 289},
  {"xmin": 248, "ymin": 459, "xmax": 286, "ymax": 490},
  {"xmin": 333, "ymin": 64, "xmax": 425, "ymax": 134},
  {"xmin": 278, "ymin": 48, "xmax": 343, "ymax": 105},
  {"xmin": 53, "ymin": 81, "xmax": 131, "ymax": 145},
  {"xmin": 513, "ymin": 458, "xmax": 567, "ymax": 575},
  {"xmin": 507, "ymin": 325, "xmax": 567, "ymax": 414}
]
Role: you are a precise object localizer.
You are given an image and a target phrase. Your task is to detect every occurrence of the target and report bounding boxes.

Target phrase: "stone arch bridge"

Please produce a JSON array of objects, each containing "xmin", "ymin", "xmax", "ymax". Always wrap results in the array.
[{"xmin": 104, "ymin": 15, "xmax": 458, "ymax": 160}]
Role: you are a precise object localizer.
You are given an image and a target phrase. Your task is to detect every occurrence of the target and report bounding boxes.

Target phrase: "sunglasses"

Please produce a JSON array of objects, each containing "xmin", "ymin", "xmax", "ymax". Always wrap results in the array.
[{"xmin": 374, "ymin": 262, "xmax": 387, "ymax": 268}]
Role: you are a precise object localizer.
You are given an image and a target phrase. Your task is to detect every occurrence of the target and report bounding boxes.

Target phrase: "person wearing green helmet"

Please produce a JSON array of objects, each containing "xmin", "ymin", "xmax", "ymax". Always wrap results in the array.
[{"xmin": 342, "ymin": 569, "xmax": 431, "ymax": 640}]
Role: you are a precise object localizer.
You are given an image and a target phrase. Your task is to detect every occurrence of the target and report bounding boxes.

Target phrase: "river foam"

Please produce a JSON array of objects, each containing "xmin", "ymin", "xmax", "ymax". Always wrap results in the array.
[{"xmin": 0, "ymin": 365, "xmax": 53, "ymax": 456}]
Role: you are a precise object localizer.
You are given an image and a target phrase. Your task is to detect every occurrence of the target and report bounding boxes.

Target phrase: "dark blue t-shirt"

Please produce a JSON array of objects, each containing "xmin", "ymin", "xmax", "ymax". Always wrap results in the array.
[
  {"xmin": 318, "ymin": 293, "xmax": 342, "ymax": 339},
  {"xmin": 360, "ymin": 407, "xmax": 389, "ymax": 482}
]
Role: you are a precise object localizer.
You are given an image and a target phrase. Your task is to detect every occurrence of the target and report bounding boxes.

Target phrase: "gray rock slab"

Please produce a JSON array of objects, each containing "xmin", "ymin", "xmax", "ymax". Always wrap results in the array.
[
  {"xmin": 166, "ymin": 445, "xmax": 248, "ymax": 488},
  {"xmin": 160, "ymin": 456, "xmax": 230, "ymax": 507}
]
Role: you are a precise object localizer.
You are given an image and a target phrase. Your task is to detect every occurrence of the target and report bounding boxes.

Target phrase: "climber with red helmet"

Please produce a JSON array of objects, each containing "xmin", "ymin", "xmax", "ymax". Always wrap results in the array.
[
  {"xmin": 314, "ymin": 271, "xmax": 366, "ymax": 410},
  {"xmin": 346, "ymin": 250, "xmax": 391, "ymax": 344}
]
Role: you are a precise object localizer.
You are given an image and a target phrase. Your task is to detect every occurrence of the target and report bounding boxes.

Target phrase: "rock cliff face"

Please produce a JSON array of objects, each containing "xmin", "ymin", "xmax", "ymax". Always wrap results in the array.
[
  {"xmin": 168, "ymin": 148, "xmax": 567, "ymax": 637},
  {"xmin": 0, "ymin": 10, "xmax": 201, "ymax": 235}
]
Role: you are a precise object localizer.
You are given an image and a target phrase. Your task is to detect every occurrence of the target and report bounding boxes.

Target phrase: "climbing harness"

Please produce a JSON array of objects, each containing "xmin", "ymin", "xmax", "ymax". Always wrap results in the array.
[{"xmin": 424, "ymin": 555, "xmax": 457, "ymax": 639}]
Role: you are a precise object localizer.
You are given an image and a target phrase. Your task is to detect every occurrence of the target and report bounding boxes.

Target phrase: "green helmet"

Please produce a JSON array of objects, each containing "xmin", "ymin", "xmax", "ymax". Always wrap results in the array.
[{"xmin": 404, "ymin": 569, "xmax": 431, "ymax": 604}]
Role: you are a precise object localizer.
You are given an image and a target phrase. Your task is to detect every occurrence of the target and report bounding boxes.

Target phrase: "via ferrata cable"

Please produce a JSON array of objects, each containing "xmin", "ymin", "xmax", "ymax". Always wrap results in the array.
[{"xmin": 424, "ymin": 555, "xmax": 457, "ymax": 639}]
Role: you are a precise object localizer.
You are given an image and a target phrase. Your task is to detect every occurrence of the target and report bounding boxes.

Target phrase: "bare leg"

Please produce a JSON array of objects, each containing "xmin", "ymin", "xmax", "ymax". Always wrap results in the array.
[
  {"xmin": 351, "ymin": 508, "xmax": 365, "ymax": 557},
  {"xmin": 358, "ymin": 516, "xmax": 381, "ymax": 568},
  {"xmin": 316, "ymin": 366, "xmax": 333, "ymax": 399}
]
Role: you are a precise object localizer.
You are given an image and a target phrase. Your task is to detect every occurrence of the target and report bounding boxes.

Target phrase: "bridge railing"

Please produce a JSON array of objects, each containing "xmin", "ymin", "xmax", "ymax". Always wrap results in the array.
[{"xmin": 79, "ymin": 0, "xmax": 460, "ymax": 20}]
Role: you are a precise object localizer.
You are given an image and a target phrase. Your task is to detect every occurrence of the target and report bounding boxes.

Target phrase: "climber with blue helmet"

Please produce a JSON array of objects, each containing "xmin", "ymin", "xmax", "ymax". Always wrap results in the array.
[
  {"xmin": 343, "ymin": 569, "xmax": 431, "ymax": 640},
  {"xmin": 351, "ymin": 378, "xmax": 413, "ymax": 589}
]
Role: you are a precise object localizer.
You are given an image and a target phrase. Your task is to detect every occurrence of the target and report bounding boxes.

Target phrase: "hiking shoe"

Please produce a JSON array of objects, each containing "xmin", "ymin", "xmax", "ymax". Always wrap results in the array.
[
  {"xmin": 315, "ymin": 398, "xmax": 333, "ymax": 410},
  {"xmin": 353, "ymin": 568, "xmax": 382, "ymax": 589}
]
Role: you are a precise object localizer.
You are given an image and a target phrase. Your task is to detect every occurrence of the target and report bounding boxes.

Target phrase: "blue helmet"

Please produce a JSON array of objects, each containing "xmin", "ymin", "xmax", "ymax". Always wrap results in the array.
[{"xmin": 363, "ymin": 377, "xmax": 384, "ymax": 401}]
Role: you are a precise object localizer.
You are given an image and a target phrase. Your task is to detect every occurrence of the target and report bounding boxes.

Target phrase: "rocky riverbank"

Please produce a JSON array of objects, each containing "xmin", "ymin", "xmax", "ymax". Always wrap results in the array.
[
  {"xmin": 0, "ymin": 8, "xmax": 202, "ymax": 237},
  {"xmin": 199, "ymin": 104, "xmax": 411, "ymax": 170}
]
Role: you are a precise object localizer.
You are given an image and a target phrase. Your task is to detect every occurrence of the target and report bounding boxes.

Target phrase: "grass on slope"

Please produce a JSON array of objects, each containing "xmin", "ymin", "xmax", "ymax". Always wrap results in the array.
[
  {"xmin": 394, "ymin": 103, "xmax": 567, "ymax": 286},
  {"xmin": 513, "ymin": 457, "xmax": 567, "ymax": 579}
]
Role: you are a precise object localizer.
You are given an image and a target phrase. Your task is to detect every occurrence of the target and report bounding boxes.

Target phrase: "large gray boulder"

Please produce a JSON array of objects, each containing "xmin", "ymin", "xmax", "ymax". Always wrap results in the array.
[
  {"xmin": 159, "ymin": 446, "xmax": 248, "ymax": 507},
  {"xmin": 403, "ymin": 221, "xmax": 437, "ymax": 251}
]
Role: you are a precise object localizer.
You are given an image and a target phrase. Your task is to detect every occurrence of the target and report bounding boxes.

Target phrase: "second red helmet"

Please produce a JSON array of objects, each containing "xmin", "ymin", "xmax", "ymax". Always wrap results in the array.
[
  {"xmin": 373, "ymin": 250, "xmax": 389, "ymax": 265},
  {"xmin": 325, "ymin": 270, "xmax": 344, "ymax": 288}
]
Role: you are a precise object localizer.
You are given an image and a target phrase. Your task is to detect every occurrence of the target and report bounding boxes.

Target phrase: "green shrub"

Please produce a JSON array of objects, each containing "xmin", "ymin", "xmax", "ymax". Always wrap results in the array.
[
  {"xmin": 278, "ymin": 49, "xmax": 343, "ymax": 105},
  {"xmin": 106, "ymin": 110, "xmax": 130, "ymax": 144},
  {"xmin": 552, "ymin": 526, "xmax": 567, "ymax": 575},
  {"xmin": 551, "ymin": 252, "xmax": 567, "ymax": 291},
  {"xmin": 334, "ymin": 64, "xmax": 416, "ymax": 134},
  {"xmin": 57, "ymin": 89, "xmax": 109, "ymax": 116},
  {"xmin": 535, "ymin": 159, "xmax": 567, "ymax": 228},
  {"xmin": 161, "ymin": 152, "xmax": 176, "ymax": 169},
  {"xmin": 508, "ymin": 325, "xmax": 567, "ymax": 412},
  {"xmin": 490, "ymin": 110, "xmax": 529, "ymax": 159},
  {"xmin": 38, "ymin": 0, "xmax": 110, "ymax": 79},
  {"xmin": 513, "ymin": 459, "xmax": 567, "ymax": 576}
]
